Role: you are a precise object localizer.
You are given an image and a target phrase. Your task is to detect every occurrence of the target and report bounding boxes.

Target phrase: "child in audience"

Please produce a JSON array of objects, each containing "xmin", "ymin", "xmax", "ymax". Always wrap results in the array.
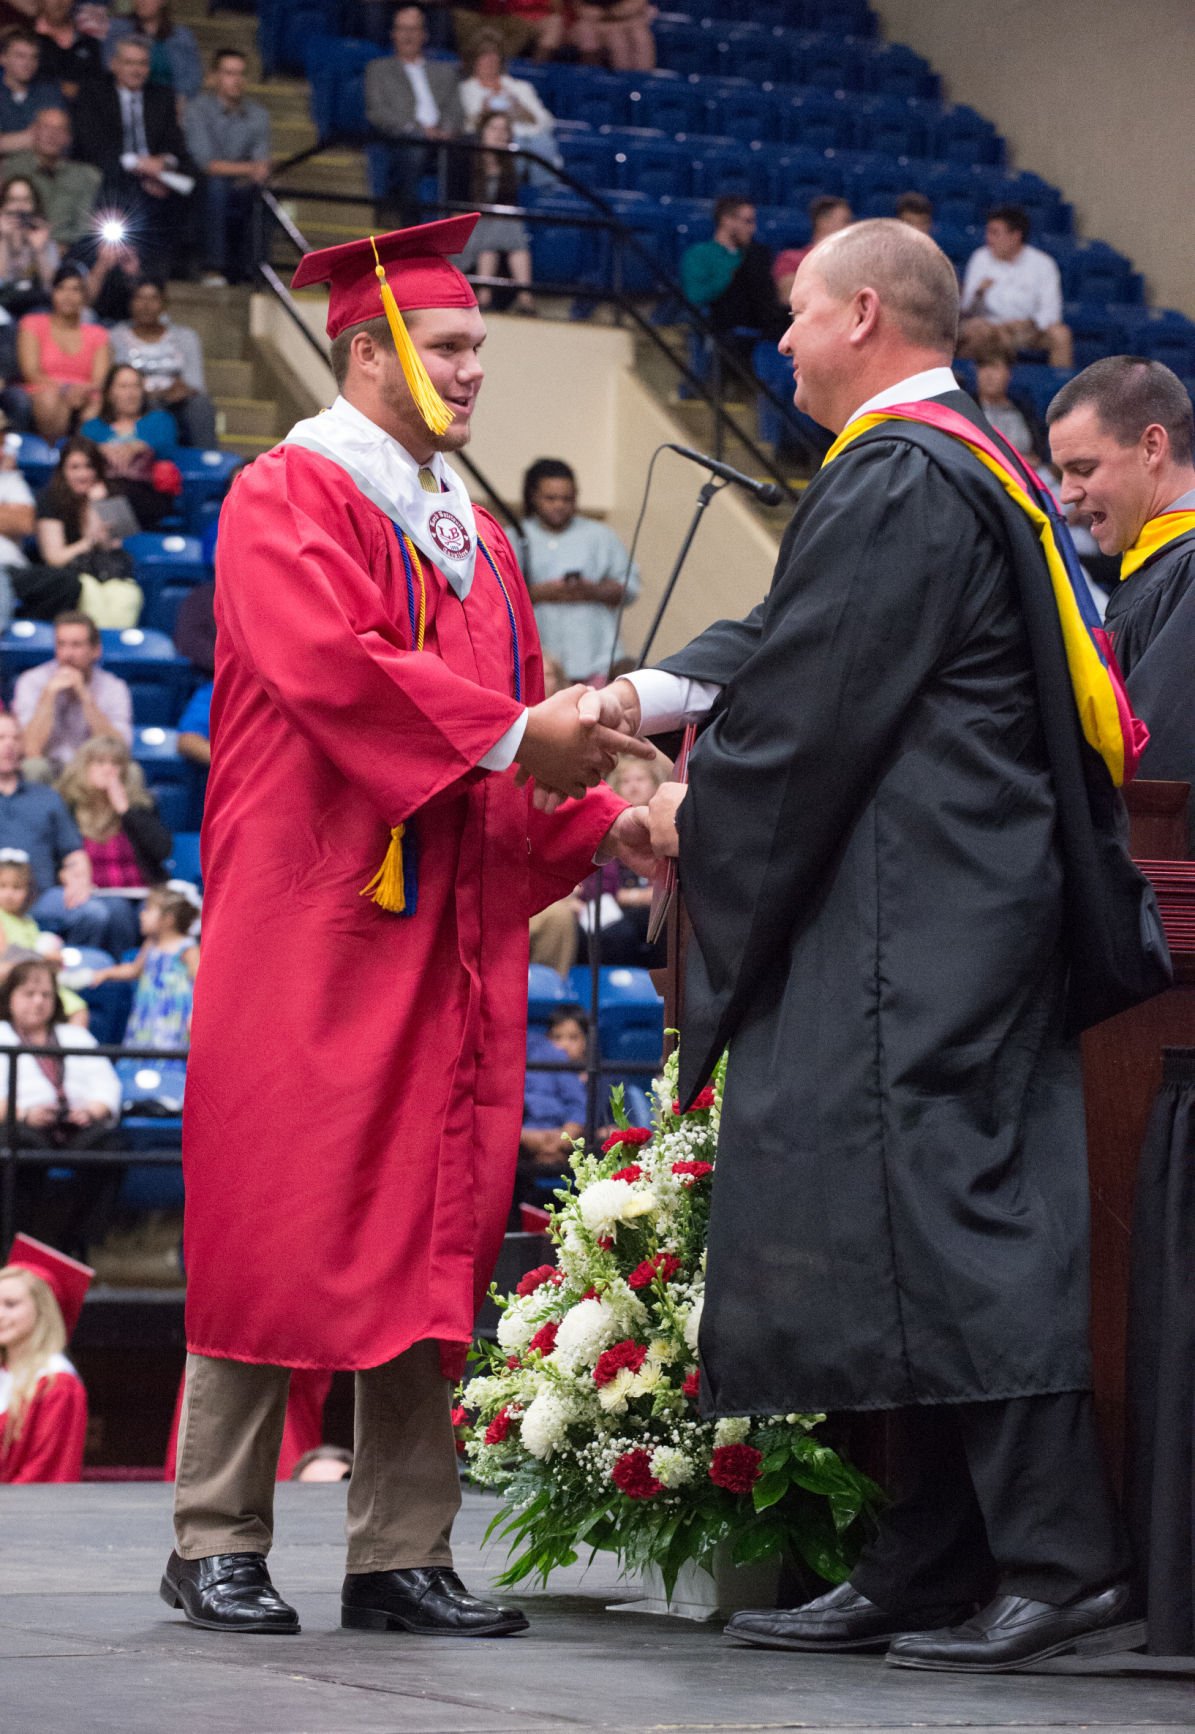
[
  {"xmin": 522, "ymin": 1007, "xmax": 589, "ymax": 1164},
  {"xmin": 0, "ymin": 848, "xmax": 89, "ymax": 1025},
  {"xmin": 0, "ymin": 1234, "xmax": 93, "ymax": 1483},
  {"xmin": 93, "ymin": 882, "xmax": 198, "ymax": 1106}
]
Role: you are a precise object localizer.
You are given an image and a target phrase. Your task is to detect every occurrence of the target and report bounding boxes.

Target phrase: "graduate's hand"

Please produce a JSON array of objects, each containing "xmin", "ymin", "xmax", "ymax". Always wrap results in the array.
[
  {"xmin": 599, "ymin": 804, "xmax": 659, "ymax": 881},
  {"xmin": 516, "ymin": 684, "xmax": 656, "ymax": 805},
  {"xmin": 647, "ymin": 781, "xmax": 687, "ymax": 858}
]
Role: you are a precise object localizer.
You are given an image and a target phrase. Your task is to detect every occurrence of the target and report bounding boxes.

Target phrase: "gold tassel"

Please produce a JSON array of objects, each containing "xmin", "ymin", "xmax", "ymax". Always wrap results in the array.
[
  {"xmin": 360, "ymin": 823, "xmax": 407, "ymax": 912},
  {"xmin": 369, "ymin": 236, "xmax": 454, "ymax": 437}
]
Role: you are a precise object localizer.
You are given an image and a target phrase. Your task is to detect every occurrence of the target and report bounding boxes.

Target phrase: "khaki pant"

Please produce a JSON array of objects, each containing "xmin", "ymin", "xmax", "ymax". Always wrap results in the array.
[
  {"xmin": 173, "ymin": 1340, "xmax": 462, "ymax": 1572},
  {"xmin": 529, "ymin": 898, "xmax": 579, "ymax": 977}
]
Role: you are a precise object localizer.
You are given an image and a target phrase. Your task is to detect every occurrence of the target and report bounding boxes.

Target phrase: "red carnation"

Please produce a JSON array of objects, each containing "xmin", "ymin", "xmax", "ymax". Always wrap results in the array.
[
  {"xmin": 708, "ymin": 1443, "xmax": 763, "ymax": 1494},
  {"xmin": 483, "ymin": 1406, "xmax": 514, "ymax": 1446},
  {"xmin": 671, "ymin": 1087, "xmax": 716, "ymax": 1114},
  {"xmin": 516, "ymin": 1264, "xmax": 559, "ymax": 1297},
  {"xmin": 592, "ymin": 1339, "xmax": 648, "ymax": 1387},
  {"xmin": 611, "ymin": 1447, "xmax": 664, "ymax": 1500},
  {"xmin": 506, "ymin": 1355, "xmax": 521, "ymax": 1370},
  {"xmin": 528, "ymin": 1320, "xmax": 559, "ymax": 1357},
  {"xmin": 610, "ymin": 1164, "xmax": 643, "ymax": 1183},
  {"xmin": 683, "ymin": 1369, "xmax": 701, "ymax": 1400},
  {"xmin": 672, "ymin": 1160, "xmax": 714, "ymax": 1185},
  {"xmin": 596, "ymin": 1235, "xmax": 614, "ymax": 1251},
  {"xmin": 628, "ymin": 1251, "xmax": 682, "ymax": 1290},
  {"xmin": 450, "ymin": 1404, "xmax": 469, "ymax": 1455},
  {"xmin": 581, "ymin": 1285, "xmax": 598, "ymax": 1300},
  {"xmin": 602, "ymin": 1126, "xmax": 652, "ymax": 1153}
]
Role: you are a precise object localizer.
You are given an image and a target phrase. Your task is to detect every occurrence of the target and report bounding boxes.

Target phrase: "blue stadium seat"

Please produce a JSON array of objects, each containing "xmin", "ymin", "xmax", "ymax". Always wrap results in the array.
[
  {"xmin": 528, "ymin": 196, "xmax": 603, "ymax": 289},
  {"xmin": 1114, "ymin": 309, "xmax": 1195, "ymax": 375},
  {"xmin": 167, "ymin": 831, "xmax": 202, "ymax": 887},
  {"xmin": 77, "ymin": 978, "xmax": 133, "ymax": 1045},
  {"xmin": 626, "ymin": 77, "xmax": 704, "ymax": 136},
  {"xmin": 790, "ymin": 32, "xmax": 861, "ymax": 92},
  {"xmin": 605, "ymin": 196, "xmax": 680, "ymax": 294},
  {"xmin": 559, "ymin": 131, "xmax": 618, "ymax": 191},
  {"xmin": 528, "ymin": 963, "xmax": 570, "ymax": 1026},
  {"xmin": 860, "ymin": 40, "xmax": 939, "ymax": 99},
  {"xmin": 566, "ymin": 966, "xmax": 664, "ymax": 1066},
  {"xmin": 100, "ymin": 628, "xmax": 194, "ymax": 727},
  {"xmin": 651, "ymin": 20, "xmax": 712, "ymax": 78},
  {"xmin": 1063, "ymin": 303, "xmax": 1129, "ymax": 369},
  {"xmin": 932, "ymin": 104, "xmax": 1005, "ymax": 167},
  {"xmin": 850, "ymin": 95, "xmax": 933, "ymax": 160},
  {"xmin": 705, "ymin": 85, "xmax": 779, "ymax": 144},
  {"xmin": 1008, "ymin": 365, "xmax": 1074, "ymax": 422},
  {"xmin": 131, "ymin": 725, "xmax": 203, "ymax": 827},
  {"xmin": 126, "ymin": 532, "xmax": 208, "ymax": 584},
  {"xmin": 688, "ymin": 137, "xmax": 768, "ymax": 203},
  {"xmin": 171, "ymin": 449, "xmax": 239, "ymax": 534},
  {"xmin": 1, "ymin": 616, "xmax": 54, "ymax": 678},
  {"xmin": 775, "ymin": 88, "xmax": 853, "ymax": 150},
  {"xmin": 10, "ymin": 431, "xmax": 57, "ymax": 490},
  {"xmin": 60, "ymin": 944, "xmax": 115, "ymax": 972}
]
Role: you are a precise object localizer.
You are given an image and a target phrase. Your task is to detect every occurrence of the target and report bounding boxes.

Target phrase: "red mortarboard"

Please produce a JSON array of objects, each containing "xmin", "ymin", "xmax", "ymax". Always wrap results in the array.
[
  {"xmin": 290, "ymin": 213, "xmax": 479, "ymax": 339},
  {"xmin": 7, "ymin": 1234, "xmax": 94, "ymax": 1337}
]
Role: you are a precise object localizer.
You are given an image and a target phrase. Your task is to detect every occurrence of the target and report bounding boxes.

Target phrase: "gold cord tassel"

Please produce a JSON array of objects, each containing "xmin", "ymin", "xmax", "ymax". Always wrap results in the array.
[
  {"xmin": 360, "ymin": 823, "xmax": 407, "ymax": 912},
  {"xmin": 370, "ymin": 236, "xmax": 454, "ymax": 436}
]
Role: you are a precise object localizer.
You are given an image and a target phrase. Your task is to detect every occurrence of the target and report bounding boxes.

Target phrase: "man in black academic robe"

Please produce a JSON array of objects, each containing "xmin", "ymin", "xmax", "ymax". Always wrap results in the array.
[
  {"xmin": 1049, "ymin": 355, "xmax": 1195, "ymax": 850},
  {"xmin": 596, "ymin": 220, "xmax": 1168, "ymax": 1672}
]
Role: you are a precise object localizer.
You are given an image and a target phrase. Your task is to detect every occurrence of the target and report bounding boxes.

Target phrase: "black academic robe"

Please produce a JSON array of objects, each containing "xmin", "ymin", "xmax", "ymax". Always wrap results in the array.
[
  {"xmin": 658, "ymin": 390, "xmax": 1166, "ymax": 1417},
  {"xmin": 1103, "ymin": 526, "xmax": 1195, "ymax": 849}
]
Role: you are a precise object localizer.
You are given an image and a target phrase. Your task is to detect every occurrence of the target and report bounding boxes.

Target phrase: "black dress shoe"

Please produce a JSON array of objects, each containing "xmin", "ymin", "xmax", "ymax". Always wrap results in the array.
[
  {"xmin": 724, "ymin": 1580, "xmax": 974, "ymax": 1653},
  {"xmin": 160, "ymin": 1550, "xmax": 300, "ymax": 1633},
  {"xmin": 341, "ymin": 1567, "xmax": 529, "ymax": 1637},
  {"xmin": 886, "ymin": 1581, "xmax": 1146, "ymax": 1672}
]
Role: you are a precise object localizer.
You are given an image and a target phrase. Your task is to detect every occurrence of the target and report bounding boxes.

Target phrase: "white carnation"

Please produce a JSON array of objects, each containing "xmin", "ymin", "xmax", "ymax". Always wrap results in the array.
[
  {"xmin": 714, "ymin": 1416, "xmax": 750, "ymax": 1446},
  {"xmin": 520, "ymin": 1389, "xmax": 572, "ymax": 1460},
  {"xmin": 578, "ymin": 1179, "xmax": 659, "ymax": 1237},
  {"xmin": 649, "ymin": 1446, "xmax": 694, "ymax": 1489},
  {"xmin": 554, "ymin": 1297, "xmax": 618, "ymax": 1370},
  {"xmin": 682, "ymin": 1295, "xmax": 703, "ymax": 1354},
  {"xmin": 496, "ymin": 1301, "xmax": 536, "ymax": 1354}
]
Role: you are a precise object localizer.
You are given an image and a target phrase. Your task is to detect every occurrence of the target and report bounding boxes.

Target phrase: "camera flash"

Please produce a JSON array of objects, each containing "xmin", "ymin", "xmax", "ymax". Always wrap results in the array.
[{"xmin": 100, "ymin": 219, "xmax": 126, "ymax": 244}]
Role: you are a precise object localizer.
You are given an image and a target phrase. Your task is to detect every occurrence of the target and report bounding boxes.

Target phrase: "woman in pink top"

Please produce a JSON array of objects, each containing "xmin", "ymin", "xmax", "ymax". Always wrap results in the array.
[{"xmin": 17, "ymin": 266, "xmax": 111, "ymax": 442}]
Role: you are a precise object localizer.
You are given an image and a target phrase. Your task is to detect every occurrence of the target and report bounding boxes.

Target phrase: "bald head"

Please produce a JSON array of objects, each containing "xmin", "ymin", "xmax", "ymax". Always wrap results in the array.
[{"xmin": 809, "ymin": 218, "xmax": 959, "ymax": 354}]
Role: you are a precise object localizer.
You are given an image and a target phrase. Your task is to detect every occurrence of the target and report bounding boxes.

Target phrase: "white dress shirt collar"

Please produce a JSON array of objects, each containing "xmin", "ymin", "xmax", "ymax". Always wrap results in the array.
[{"xmin": 849, "ymin": 365, "xmax": 959, "ymax": 424}]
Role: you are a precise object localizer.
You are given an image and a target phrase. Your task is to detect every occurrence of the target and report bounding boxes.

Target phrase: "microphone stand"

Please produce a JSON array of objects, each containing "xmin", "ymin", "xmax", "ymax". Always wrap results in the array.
[{"xmin": 636, "ymin": 476, "xmax": 727, "ymax": 669}]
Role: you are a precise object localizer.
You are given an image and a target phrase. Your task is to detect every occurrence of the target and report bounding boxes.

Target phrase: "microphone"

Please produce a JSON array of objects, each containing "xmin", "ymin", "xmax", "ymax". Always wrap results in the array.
[{"xmin": 665, "ymin": 444, "xmax": 786, "ymax": 507}]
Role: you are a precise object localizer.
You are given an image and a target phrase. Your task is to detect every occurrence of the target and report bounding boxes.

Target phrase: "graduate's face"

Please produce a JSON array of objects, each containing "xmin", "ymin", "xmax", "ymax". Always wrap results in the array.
[
  {"xmin": 0, "ymin": 1273, "xmax": 37, "ymax": 1352},
  {"xmin": 1050, "ymin": 403, "xmax": 1161, "ymax": 553},
  {"xmin": 779, "ymin": 264, "xmax": 860, "ymax": 430},
  {"xmin": 378, "ymin": 306, "xmax": 487, "ymax": 457}
]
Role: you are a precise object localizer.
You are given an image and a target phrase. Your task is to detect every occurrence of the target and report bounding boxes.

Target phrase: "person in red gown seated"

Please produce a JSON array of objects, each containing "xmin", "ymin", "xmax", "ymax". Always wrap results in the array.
[
  {"xmin": 0, "ymin": 1234, "xmax": 94, "ymax": 1483},
  {"xmin": 161, "ymin": 213, "xmax": 657, "ymax": 1639}
]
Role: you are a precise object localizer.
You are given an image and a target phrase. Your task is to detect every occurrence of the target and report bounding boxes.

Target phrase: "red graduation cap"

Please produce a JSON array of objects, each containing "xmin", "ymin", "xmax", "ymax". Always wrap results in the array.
[
  {"xmin": 290, "ymin": 213, "xmax": 479, "ymax": 339},
  {"xmin": 6, "ymin": 1234, "xmax": 94, "ymax": 1337}
]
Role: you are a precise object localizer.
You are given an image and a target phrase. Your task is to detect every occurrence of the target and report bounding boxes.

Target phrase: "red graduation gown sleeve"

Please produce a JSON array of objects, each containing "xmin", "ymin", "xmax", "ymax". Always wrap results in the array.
[{"xmin": 0, "ymin": 1368, "xmax": 87, "ymax": 1483}]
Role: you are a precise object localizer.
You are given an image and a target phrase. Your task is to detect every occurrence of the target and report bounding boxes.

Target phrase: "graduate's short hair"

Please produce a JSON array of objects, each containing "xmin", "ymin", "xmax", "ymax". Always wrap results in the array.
[
  {"xmin": 329, "ymin": 314, "xmax": 394, "ymax": 388},
  {"xmin": 810, "ymin": 217, "xmax": 958, "ymax": 352},
  {"xmin": 1046, "ymin": 356, "xmax": 1194, "ymax": 466}
]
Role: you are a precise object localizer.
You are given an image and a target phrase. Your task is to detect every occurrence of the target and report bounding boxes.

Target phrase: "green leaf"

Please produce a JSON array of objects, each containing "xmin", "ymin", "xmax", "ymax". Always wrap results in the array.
[
  {"xmin": 609, "ymin": 1083, "xmax": 629, "ymax": 1131},
  {"xmin": 751, "ymin": 1471, "xmax": 789, "ymax": 1513}
]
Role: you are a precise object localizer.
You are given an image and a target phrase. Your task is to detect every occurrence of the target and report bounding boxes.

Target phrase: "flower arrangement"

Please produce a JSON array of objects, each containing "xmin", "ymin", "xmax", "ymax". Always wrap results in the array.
[{"xmin": 461, "ymin": 1047, "xmax": 883, "ymax": 1599}]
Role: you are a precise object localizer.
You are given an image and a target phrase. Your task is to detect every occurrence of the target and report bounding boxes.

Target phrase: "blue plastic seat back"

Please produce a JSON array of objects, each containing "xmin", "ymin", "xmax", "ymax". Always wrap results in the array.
[
  {"xmin": 528, "ymin": 963, "xmax": 570, "ymax": 1026},
  {"xmin": 166, "ymin": 830, "xmax": 202, "ymax": 887}
]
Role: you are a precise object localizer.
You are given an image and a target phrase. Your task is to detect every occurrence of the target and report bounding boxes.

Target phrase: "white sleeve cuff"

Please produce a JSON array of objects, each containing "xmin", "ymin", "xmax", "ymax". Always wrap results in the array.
[
  {"xmin": 623, "ymin": 669, "xmax": 721, "ymax": 734},
  {"xmin": 479, "ymin": 708, "xmax": 528, "ymax": 771}
]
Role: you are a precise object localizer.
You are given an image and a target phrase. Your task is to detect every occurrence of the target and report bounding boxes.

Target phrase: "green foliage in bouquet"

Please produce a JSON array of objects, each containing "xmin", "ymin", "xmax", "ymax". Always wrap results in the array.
[{"xmin": 459, "ymin": 1048, "xmax": 885, "ymax": 1599}]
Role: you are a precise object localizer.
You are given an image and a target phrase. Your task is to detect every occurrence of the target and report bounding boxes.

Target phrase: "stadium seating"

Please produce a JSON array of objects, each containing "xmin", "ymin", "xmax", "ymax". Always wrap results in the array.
[{"xmin": 166, "ymin": 831, "xmax": 203, "ymax": 887}]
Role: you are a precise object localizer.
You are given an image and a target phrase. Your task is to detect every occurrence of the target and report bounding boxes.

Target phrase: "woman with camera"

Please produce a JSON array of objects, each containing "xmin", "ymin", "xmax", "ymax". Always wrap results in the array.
[{"xmin": 0, "ymin": 176, "xmax": 59, "ymax": 317}]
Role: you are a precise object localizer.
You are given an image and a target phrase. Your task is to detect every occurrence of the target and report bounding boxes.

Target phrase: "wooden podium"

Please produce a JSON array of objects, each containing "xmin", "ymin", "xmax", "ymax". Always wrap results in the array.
[{"xmin": 656, "ymin": 781, "xmax": 1195, "ymax": 1491}]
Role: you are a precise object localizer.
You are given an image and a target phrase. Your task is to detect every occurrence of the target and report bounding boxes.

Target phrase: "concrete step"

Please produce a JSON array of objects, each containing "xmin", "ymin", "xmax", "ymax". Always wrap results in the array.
[
  {"xmin": 214, "ymin": 394, "xmax": 279, "ymax": 437},
  {"xmin": 205, "ymin": 356, "xmax": 255, "ymax": 397},
  {"xmin": 248, "ymin": 80, "xmax": 312, "ymax": 123},
  {"xmin": 274, "ymin": 154, "xmax": 370, "ymax": 197},
  {"xmin": 160, "ymin": 285, "xmax": 252, "ymax": 359},
  {"xmin": 219, "ymin": 430, "xmax": 276, "ymax": 459},
  {"xmin": 269, "ymin": 115, "xmax": 321, "ymax": 157}
]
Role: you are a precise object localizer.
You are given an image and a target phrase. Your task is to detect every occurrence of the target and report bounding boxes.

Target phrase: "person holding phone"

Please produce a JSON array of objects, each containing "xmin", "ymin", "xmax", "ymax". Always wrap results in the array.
[
  {"xmin": 520, "ymin": 456, "xmax": 640, "ymax": 681},
  {"xmin": 0, "ymin": 174, "xmax": 59, "ymax": 316}
]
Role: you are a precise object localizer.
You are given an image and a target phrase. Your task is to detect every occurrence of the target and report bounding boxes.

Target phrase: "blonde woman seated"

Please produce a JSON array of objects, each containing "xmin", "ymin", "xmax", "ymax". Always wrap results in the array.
[
  {"xmin": 0, "ymin": 1235, "xmax": 93, "ymax": 1483},
  {"xmin": 57, "ymin": 735, "xmax": 172, "ymax": 957}
]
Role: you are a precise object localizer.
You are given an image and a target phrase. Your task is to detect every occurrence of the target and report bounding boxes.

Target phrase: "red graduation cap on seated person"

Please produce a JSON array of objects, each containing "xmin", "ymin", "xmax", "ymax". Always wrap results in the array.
[
  {"xmin": 291, "ymin": 214, "xmax": 481, "ymax": 436},
  {"xmin": 7, "ymin": 1234, "xmax": 94, "ymax": 1337}
]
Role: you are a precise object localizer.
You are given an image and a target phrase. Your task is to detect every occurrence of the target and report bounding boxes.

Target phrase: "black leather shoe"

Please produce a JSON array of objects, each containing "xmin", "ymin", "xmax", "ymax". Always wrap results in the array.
[
  {"xmin": 160, "ymin": 1550, "xmax": 300, "ymax": 1633},
  {"xmin": 341, "ymin": 1567, "xmax": 529, "ymax": 1637},
  {"xmin": 725, "ymin": 1580, "xmax": 975, "ymax": 1653},
  {"xmin": 886, "ymin": 1582, "xmax": 1146, "ymax": 1671}
]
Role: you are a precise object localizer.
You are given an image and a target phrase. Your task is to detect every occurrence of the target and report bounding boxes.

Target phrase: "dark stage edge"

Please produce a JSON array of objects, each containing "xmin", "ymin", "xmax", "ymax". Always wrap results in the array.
[{"xmin": 4, "ymin": 1486, "xmax": 1192, "ymax": 1734}]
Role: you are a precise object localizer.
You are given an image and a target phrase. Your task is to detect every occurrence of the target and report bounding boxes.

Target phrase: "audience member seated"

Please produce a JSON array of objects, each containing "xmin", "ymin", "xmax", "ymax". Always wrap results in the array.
[
  {"xmin": 0, "ymin": 960, "xmax": 122, "ymax": 1258},
  {"xmin": 80, "ymin": 361, "xmax": 178, "ymax": 526},
  {"xmin": 959, "ymin": 203, "xmax": 1073, "ymax": 370},
  {"xmin": 72, "ymin": 36, "xmax": 197, "ymax": 281},
  {"xmin": 365, "ymin": 4, "xmax": 463, "ymax": 227},
  {"xmin": 292, "ymin": 1444, "xmax": 354, "ymax": 1482},
  {"xmin": 772, "ymin": 194, "xmax": 853, "ymax": 303},
  {"xmin": 182, "ymin": 46, "xmax": 270, "ymax": 288},
  {"xmin": 0, "ymin": 849, "xmax": 89, "ymax": 1023},
  {"xmin": 4, "ymin": 110, "xmax": 98, "ymax": 250},
  {"xmin": 57, "ymin": 733, "xmax": 171, "ymax": 957},
  {"xmin": 14, "ymin": 610, "xmax": 132, "ymax": 782},
  {"xmin": 0, "ymin": 173, "xmax": 57, "ymax": 318},
  {"xmin": 0, "ymin": 426, "xmax": 34, "ymax": 619},
  {"xmin": 0, "ymin": 28, "xmax": 61, "ymax": 156},
  {"xmin": 110, "ymin": 276, "xmax": 217, "ymax": 448},
  {"xmin": 458, "ymin": 111, "xmax": 534, "ymax": 313},
  {"xmin": 569, "ymin": 0, "xmax": 655, "ymax": 72},
  {"xmin": 896, "ymin": 190, "xmax": 934, "ymax": 234},
  {"xmin": 30, "ymin": 438, "xmax": 143, "ymax": 621},
  {"xmin": 0, "ymin": 714, "xmax": 131, "ymax": 950},
  {"xmin": 33, "ymin": 0, "xmax": 106, "ymax": 102},
  {"xmin": 520, "ymin": 456, "xmax": 639, "ymax": 681},
  {"xmin": 0, "ymin": 1236, "xmax": 92, "ymax": 1483},
  {"xmin": 458, "ymin": 32, "xmax": 560, "ymax": 179},
  {"xmin": 175, "ymin": 674, "xmax": 211, "ymax": 766},
  {"xmin": 95, "ymin": 880, "xmax": 197, "ymax": 1110},
  {"xmin": 105, "ymin": 0, "xmax": 201, "ymax": 103},
  {"xmin": 577, "ymin": 754, "xmax": 666, "ymax": 969},
  {"xmin": 521, "ymin": 1006, "xmax": 587, "ymax": 1178},
  {"xmin": 973, "ymin": 347, "xmax": 1047, "ymax": 468},
  {"xmin": 456, "ymin": 0, "xmax": 565, "ymax": 64},
  {"xmin": 681, "ymin": 196, "xmax": 788, "ymax": 348},
  {"xmin": 17, "ymin": 263, "xmax": 107, "ymax": 440}
]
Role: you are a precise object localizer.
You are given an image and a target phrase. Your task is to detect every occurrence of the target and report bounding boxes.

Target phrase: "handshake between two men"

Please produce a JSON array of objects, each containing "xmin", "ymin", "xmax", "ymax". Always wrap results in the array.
[{"xmin": 512, "ymin": 678, "xmax": 688, "ymax": 874}]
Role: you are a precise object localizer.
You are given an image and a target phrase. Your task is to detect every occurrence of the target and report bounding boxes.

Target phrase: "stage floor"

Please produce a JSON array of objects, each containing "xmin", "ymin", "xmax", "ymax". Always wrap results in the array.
[{"xmin": 4, "ymin": 1485, "xmax": 1192, "ymax": 1734}]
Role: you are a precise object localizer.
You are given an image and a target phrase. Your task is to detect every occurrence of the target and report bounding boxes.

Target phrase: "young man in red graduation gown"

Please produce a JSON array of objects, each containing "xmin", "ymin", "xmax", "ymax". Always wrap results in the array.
[{"xmin": 163, "ymin": 215, "xmax": 656, "ymax": 1637}]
